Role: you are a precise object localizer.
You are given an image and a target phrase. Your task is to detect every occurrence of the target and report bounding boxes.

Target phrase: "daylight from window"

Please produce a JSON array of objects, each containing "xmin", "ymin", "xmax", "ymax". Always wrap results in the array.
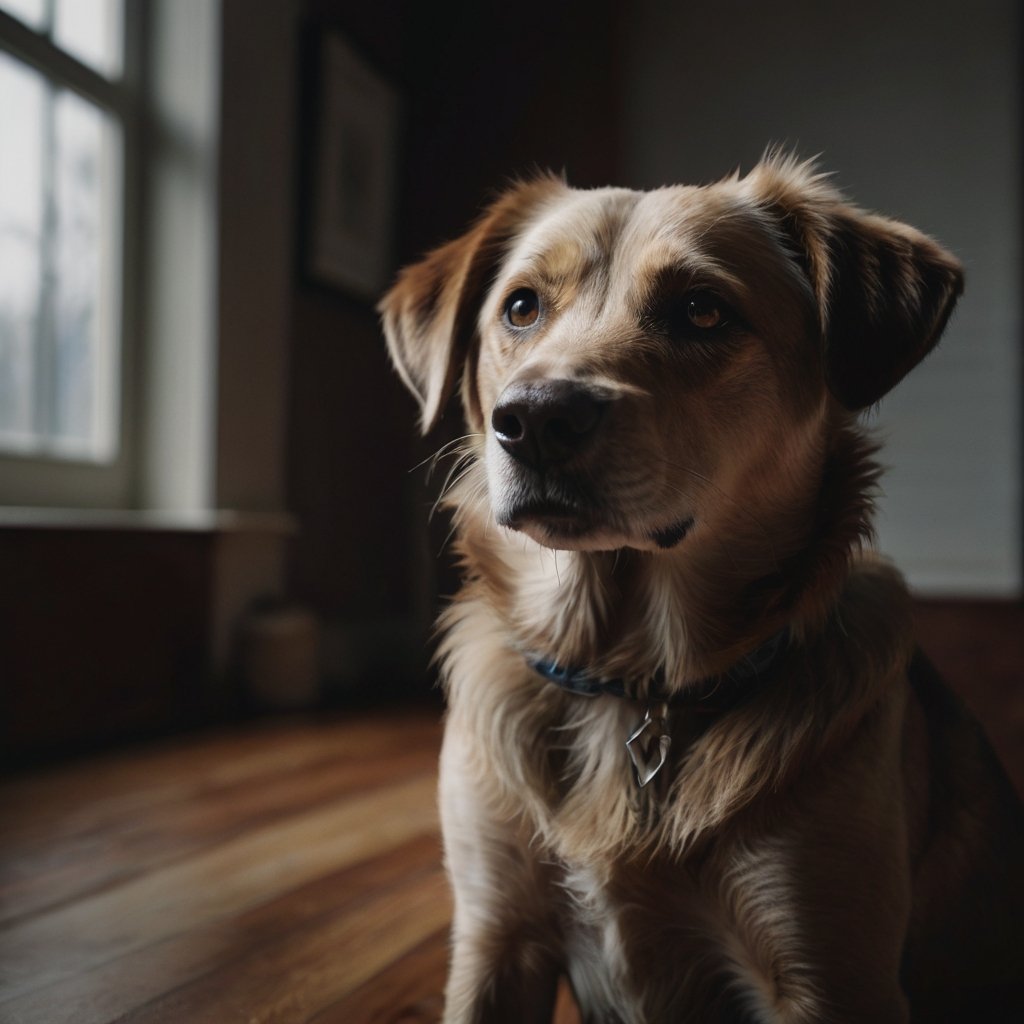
[{"xmin": 0, "ymin": 0, "xmax": 123, "ymax": 462}]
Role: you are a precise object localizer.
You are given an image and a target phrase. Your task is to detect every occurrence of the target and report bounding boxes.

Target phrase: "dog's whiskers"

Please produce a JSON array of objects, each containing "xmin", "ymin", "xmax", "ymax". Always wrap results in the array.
[
  {"xmin": 409, "ymin": 433, "xmax": 483, "ymax": 479},
  {"xmin": 430, "ymin": 453, "xmax": 479, "ymax": 521},
  {"xmin": 436, "ymin": 474, "xmax": 490, "ymax": 556}
]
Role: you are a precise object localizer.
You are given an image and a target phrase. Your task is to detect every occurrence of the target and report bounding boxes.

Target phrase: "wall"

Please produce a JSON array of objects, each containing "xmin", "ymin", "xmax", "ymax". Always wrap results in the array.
[
  {"xmin": 0, "ymin": 525, "xmax": 213, "ymax": 765},
  {"xmin": 139, "ymin": 0, "xmax": 221, "ymax": 513},
  {"xmin": 285, "ymin": 0, "xmax": 625, "ymax": 695},
  {"xmin": 216, "ymin": 0, "xmax": 295, "ymax": 515},
  {"xmin": 285, "ymin": 0, "xmax": 417, "ymax": 697},
  {"xmin": 624, "ymin": 0, "xmax": 1021, "ymax": 595},
  {"xmin": 146, "ymin": 0, "xmax": 300, "ymax": 682}
]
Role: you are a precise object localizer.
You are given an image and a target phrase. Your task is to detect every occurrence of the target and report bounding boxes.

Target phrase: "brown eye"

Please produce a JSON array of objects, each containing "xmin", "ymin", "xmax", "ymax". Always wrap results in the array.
[
  {"xmin": 687, "ymin": 292, "xmax": 723, "ymax": 329},
  {"xmin": 504, "ymin": 288, "xmax": 541, "ymax": 329}
]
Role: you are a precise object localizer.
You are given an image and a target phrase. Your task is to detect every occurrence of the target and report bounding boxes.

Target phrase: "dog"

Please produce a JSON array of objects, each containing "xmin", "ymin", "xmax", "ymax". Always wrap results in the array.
[{"xmin": 379, "ymin": 154, "xmax": 1024, "ymax": 1023}]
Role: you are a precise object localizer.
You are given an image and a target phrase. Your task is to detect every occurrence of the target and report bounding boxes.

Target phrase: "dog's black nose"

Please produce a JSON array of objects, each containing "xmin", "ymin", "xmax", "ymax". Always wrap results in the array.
[{"xmin": 491, "ymin": 380, "xmax": 608, "ymax": 468}]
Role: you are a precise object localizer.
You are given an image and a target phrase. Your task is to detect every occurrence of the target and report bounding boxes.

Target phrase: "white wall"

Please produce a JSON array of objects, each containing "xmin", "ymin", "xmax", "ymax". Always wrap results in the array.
[
  {"xmin": 141, "ymin": 0, "xmax": 296, "ymax": 517},
  {"xmin": 624, "ymin": 0, "xmax": 1021, "ymax": 595},
  {"xmin": 140, "ymin": 0, "xmax": 221, "ymax": 512},
  {"xmin": 142, "ymin": 0, "xmax": 298, "ymax": 670}
]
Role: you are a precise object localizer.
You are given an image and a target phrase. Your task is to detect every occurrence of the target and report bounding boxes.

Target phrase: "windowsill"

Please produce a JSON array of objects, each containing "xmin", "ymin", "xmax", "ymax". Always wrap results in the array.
[{"xmin": 0, "ymin": 506, "xmax": 297, "ymax": 534}]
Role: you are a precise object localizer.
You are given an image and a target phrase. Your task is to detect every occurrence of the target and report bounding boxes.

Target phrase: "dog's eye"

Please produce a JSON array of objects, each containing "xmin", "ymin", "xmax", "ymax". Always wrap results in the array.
[
  {"xmin": 504, "ymin": 288, "xmax": 541, "ymax": 329},
  {"xmin": 686, "ymin": 292, "xmax": 724, "ymax": 329},
  {"xmin": 645, "ymin": 289, "xmax": 742, "ymax": 344}
]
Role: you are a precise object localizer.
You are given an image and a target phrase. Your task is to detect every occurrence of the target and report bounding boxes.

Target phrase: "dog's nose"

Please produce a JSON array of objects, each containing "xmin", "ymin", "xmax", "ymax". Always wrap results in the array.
[{"xmin": 491, "ymin": 380, "xmax": 608, "ymax": 468}]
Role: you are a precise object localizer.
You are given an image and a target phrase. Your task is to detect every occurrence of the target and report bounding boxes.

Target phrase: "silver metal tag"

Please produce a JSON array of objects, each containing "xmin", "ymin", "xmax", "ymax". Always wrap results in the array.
[{"xmin": 626, "ymin": 703, "xmax": 671, "ymax": 787}]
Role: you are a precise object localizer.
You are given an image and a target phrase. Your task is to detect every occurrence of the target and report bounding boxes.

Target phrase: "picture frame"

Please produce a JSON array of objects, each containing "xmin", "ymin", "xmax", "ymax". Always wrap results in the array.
[{"xmin": 304, "ymin": 33, "xmax": 399, "ymax": 300}]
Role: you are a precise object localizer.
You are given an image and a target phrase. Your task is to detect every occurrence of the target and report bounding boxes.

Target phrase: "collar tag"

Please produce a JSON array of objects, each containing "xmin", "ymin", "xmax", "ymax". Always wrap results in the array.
[
  {"xmin": 526, "ymin": 628, "xmax": 790, "ymax": 788},
  {"xmin": 626, "ymin": 702, "xmax": 671, "ymax": 787}
]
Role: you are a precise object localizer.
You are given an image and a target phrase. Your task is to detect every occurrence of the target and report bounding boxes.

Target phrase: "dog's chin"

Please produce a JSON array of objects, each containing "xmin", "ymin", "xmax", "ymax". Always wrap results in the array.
[
  {"xmin": 515, "ymin": 519, "xmax": 630, "ymax": 552},
  {"xmin": 500, "ymin": 505, "xmax": 695, "ymax": 553}
]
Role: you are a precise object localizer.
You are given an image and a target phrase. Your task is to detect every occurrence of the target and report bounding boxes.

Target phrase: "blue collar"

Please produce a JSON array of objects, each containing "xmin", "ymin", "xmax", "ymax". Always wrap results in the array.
[{"xmin": 526, "ymin": 628, "xmax": 790, "ymax": 712}]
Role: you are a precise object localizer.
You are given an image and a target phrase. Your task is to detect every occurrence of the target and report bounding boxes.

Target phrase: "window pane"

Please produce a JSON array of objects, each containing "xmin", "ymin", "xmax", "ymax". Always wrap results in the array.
[
  {"xmin": 0, "ymin": 51, "xmax": 120, "ymax": 461},
  {"xmin": 54, "ymin": 0, "xmax": 123, "ymax": 78},
  {"xmin": 0, "ymin": 50, "xmax": 43, "ymax": 447},
  {"xmin": 0, "ymin": 0, "xmax": 47, "ymax": 32},
  {"xmin": 53, "ymin": 88, "xmax": 119, "ymax": 456}
]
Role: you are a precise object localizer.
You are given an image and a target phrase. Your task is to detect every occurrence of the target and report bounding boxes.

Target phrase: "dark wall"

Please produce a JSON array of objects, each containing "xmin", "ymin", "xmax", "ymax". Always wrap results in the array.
[
  {"xmin": 285, "ymin": 0, "xmax": 625, "ymax": 689},
  {"xmin": 393, "ymin": 0, "xmax": 626, "ymax": 256}
]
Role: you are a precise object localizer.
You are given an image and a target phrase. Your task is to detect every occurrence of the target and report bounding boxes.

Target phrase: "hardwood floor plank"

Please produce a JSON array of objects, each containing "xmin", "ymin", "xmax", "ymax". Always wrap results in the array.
[
  {"xmin": 0, "ymin": 774, "xmax": 439, "ymax": 1002},
  {"xmin": 285, "ymin": 930, "xmax": 448, "ymax": 1024},
  {"xmin": 118, "ymin": 866, "xmax": 451, "ymax": 1024},
  {"xmin": 0, "ymin": 714, "xmax": 442, "ymax": 846},
  {"xmin": 0, "ymin": 743, "xmax": 437, "ymax": 926},
  {"xmin": 0, "ymin": 836, "xmax": 445, "ymax": 1024}
]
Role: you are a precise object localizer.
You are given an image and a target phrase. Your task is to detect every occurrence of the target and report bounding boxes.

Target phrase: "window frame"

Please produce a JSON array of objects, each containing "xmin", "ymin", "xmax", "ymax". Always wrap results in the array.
[{"xmin": 0, "ymin": 1, "xmax": 142, "ymax": 508}]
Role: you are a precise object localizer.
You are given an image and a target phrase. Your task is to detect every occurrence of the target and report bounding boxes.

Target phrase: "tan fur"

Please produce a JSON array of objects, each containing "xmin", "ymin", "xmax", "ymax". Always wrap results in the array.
[{"xmin": 380, "ymin": 155, "xmax": 1024, "ymax": 1023}]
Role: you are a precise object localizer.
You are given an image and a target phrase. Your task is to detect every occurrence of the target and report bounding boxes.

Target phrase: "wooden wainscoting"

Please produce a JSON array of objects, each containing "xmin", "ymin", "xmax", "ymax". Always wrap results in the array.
[{"xmin": 913, "ymin": 599, "xmax": 1024, "ymax": 796}]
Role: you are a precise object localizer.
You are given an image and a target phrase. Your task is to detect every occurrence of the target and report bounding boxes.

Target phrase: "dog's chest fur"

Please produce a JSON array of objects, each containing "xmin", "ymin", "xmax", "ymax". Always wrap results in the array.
[
  {"xmin": 554, "ymin": 842, "xmax": 824, "ymax": 1022},
  {"xmin": 439, "ymin": 554, "xmax": 913, "ymax": 1021}
]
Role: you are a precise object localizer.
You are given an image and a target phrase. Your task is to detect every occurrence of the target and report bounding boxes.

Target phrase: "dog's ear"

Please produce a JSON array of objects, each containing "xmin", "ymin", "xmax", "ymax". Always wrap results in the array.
[
  {"xmin": 747, "ymin": 156, "xmax": 964, "ymax": 410},
  {"xmin": 378, "ymin": 176, "xmax": 564, "ymax": 434}
]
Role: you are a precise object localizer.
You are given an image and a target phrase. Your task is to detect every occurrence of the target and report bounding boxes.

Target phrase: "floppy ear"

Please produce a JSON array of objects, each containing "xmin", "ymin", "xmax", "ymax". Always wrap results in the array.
[
  {"xmin": 747, "ymin": 157, "xmax": 964, "ymax": 410},
  {"xmin": 378, "ymin": 176, "xmax": 564, "ymax": 434}
]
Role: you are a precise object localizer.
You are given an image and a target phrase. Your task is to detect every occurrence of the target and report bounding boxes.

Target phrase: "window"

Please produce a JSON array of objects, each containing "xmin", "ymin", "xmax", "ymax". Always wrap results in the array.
[{"xmin": 0, "ymin": 0, "xmax": 127, "ymax": 467}]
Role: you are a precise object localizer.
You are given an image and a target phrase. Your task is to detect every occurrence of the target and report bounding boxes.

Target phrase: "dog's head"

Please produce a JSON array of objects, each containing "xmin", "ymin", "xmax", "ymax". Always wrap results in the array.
[{"xmin": 380, "ymin": 157, "xmax": 962, "ymax": 556}]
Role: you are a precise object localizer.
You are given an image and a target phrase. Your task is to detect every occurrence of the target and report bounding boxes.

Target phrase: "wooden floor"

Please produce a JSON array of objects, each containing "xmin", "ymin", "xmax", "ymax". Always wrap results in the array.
[
  {"xmin": 0, "ymin": 709, "xmax": 582, "ymax": 1024},
  {"xmin": 1, "ymin": 604, "xmax": 1020, "ymax": 1024}
]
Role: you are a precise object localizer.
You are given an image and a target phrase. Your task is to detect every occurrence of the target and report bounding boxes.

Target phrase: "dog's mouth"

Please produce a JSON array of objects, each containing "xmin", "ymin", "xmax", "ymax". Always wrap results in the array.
[
  {"xmin": 499, "ymin": 497, "xmax": 597, "ymax": 538},
  {"xmin": 498, "ymin": 487, "xmax": 694, "ymax": 552}
]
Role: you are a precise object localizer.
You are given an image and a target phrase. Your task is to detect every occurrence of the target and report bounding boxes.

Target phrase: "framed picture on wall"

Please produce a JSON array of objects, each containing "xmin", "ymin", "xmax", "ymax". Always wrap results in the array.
[{"xmin": 305, "ymin": 33, "xmax": 400, "ymax": 300}]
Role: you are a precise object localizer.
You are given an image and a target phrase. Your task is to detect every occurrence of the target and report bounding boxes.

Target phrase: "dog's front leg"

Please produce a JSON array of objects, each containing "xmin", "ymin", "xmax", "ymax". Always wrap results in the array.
[{"xmin": 439, "ymin": 728, "xmax": 562, "ymax": 1024}]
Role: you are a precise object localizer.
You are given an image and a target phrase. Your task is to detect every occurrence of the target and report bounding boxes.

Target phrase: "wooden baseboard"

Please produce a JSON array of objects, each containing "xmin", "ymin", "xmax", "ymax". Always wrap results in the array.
[{"xmin": 913, "ymin": 598, "xmax": 1024, "ymax": 795}]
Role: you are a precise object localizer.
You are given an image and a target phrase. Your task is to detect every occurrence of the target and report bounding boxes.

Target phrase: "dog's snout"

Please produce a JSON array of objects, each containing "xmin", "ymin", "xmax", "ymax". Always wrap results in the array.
[{"xmin": 491, "ymin": 380, "xmax": 608, "ymax": 468}]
